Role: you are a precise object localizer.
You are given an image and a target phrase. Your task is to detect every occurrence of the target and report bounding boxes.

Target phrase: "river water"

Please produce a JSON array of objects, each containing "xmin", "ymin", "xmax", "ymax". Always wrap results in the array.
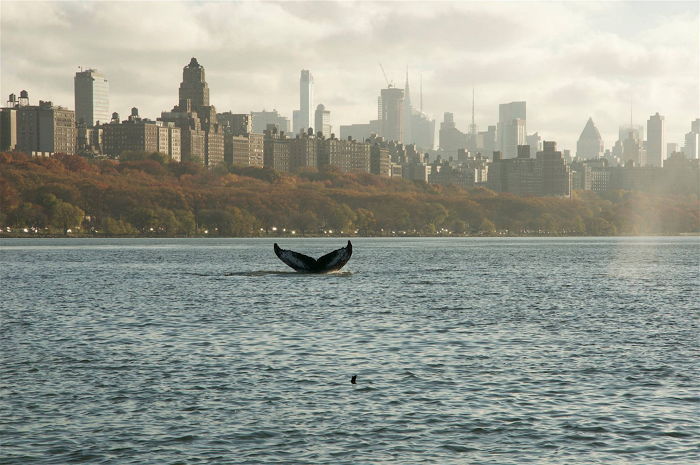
[{"xmin": 1, "ymin": 237, "xmax": 699, "ymax": 464}]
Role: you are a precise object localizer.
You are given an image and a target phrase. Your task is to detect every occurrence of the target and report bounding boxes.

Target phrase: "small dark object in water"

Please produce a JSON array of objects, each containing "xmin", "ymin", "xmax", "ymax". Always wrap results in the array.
[
  {"xmin": 351, "ymin": 375, "xmax": 357, "ymax": 384},
  {"xmin": 274, "ymin": 241, "xmax": 352, "ymax": 273}
]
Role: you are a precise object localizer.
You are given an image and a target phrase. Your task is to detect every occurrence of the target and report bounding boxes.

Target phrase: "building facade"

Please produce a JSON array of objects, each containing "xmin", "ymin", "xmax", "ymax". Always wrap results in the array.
[
  {"xmin": 487, "ymin": 142, "xmax": 570, "ymax": 196},
  {"xmin": 379, "ymin": 87, "xmax": 404, "ymax": 143},
  {"xmin": 16, "ymin": 100, "xmax": 76, "ymax": 156},
  {"xmin": 439, "ymin": 112, "xmax": 467, "ymax": 158},
  {"xmin": 251, "ymin": 110, "xmax": 290, "ymax": 134},
  {"xmin": 160, "ymin": 58, "xmax": 223, "ymax": 166},
  {"xmin": 218, "ymin": 112, "xmax": 252, "ymax": 137},
  {"xmin": 498, "ymin": 101, "xmax": 526, "ymax": 158},
  {"xmin": 103, "ymin": 108, "xmax": 160, "ymax": 157},
  {"xmin": 646, "ymin": 113, "xmax": 666, "ymax": 167},
  {"xmin": 74, "ymin": 69, "xmax": 109, "ymax": 127},
  {"xmin": 298, "ymin": 70, "xmax": 314, "ymax": 133},
  {"xmin": 314, "ymin": 104, "xmax": 331, "ymax": 137},
  {"xmin": 225, "ymin": 132, "xmax": 264, "ymax": 167},
  {"xmin": 289, "ymin": 130, "xmax": 318, "ymax": 172},
  {"xmin": 263, "ymin": 127, "xmax": 290, "ymax": 172},
  {"xmin": 576, "ymin": 117, "xmax": 604, "ymax": 160},
  {"xmin": 684, "ymin": 119, "xmax": 700, "ymax": 159}
]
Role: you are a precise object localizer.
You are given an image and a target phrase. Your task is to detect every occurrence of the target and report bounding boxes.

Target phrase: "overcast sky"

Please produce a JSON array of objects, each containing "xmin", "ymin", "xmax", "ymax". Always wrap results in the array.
[{"xmin": 1, "ymin": 0, "xmax": 698, "ymax": 150}]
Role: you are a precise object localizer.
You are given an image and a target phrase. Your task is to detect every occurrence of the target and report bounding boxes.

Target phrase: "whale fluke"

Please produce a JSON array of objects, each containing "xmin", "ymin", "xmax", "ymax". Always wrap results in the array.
[{"xmin": 274, "ymin": 241, "xmax": 352, "ymax": 273}]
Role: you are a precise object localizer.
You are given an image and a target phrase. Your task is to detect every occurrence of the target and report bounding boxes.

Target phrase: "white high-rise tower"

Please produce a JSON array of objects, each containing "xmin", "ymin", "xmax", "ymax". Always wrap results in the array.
[{"xmin": 299, "ymin": 70, "xmax": 313, "ymax": 132}]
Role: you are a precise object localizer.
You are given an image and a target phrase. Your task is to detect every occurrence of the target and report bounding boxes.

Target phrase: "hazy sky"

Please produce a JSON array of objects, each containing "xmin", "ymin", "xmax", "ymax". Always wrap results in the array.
[{"xmin": 1, "ymin": 0, "xmax": 698, "ymax": 150}]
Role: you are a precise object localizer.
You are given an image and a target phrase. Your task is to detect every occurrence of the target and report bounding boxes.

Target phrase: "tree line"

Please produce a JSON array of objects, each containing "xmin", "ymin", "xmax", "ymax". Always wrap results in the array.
[{"xmin": 1, "ymin": 151, "xmax": 698, "ymax": 237}]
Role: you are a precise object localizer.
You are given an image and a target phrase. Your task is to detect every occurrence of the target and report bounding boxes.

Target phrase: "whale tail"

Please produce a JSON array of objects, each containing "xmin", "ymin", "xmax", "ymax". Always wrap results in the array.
[{"xmin": 274, "ymin": 241, "xmax": 352, "ymax": 273}]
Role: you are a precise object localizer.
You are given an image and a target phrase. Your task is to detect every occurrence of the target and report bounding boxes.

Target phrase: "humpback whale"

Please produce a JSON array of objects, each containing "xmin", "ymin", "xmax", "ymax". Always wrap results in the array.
[{"xmin": 274, "ymin": 241, "xmax": 352, "ymax": 273}]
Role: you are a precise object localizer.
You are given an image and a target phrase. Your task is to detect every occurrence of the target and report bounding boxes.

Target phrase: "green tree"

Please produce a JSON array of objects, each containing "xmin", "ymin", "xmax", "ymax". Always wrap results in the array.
[
  {"xmin": 50, "ymin": 201, "xmax": 84, "ymax": 235},
  {"xmin": 102, "ymin": 217, "xmax": 138, "ymax": 235}
]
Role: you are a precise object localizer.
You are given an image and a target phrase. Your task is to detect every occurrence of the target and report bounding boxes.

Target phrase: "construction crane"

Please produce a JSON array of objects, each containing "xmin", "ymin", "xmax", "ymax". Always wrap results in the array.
[{"xmin": 379, "ymin": 63, "xmax": 393, "ymax": 88}]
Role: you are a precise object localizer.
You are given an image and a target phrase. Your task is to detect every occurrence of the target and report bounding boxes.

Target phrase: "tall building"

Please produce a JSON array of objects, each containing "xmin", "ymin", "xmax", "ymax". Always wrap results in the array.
[
  {"xmin": 16, "ymin": 99, "xmax": 76, "ymax": 156},
  {"xmin": 251, "ymin": 110, "xmax": 290, "ymax": 134},
  {"xmin": 370, "ymin": 143, "xmax": 392, "ymax": 177},
  {"xmin": 314, "ymin": 104, "xmax": 331, "ymax": 137},
  {"xmin": 439, "ymin": 112, "xmax": 467, "ymax": 158},
  {"xmin": 161, "ymin": 58, "xmax": 223, "ymax": 166},
  {"xmin": 179, "ymin": 58, "xmax": 209, "ymax": 110},
  {"xmin": 478, "ymin": 125, "xmax": 497, "ymax": 158},
  {"xmin": 379, "ymin": 87, "xmax": 404, "ymax": 143},
  {"xmin": 299, "ymin": 70, "xmax": 313, "ymax": 132},
  {"xmin": 576, "ymin": 117, "xmax": 604, "ymax": 160},
  {"xmin": 684, "ymin": 119, "xmax": 700, "ymax": 159},
  {"xmin": 468, "ymin": 88, "xmax": 478, "ymax": 146},
  {"xmin": 527, "ymin": 132, "xmax": 543, "ymax": 160},
  {"xmin": 74, "ymin": 68, "xmax": 109, "ymax": 127},
  {"xmin": 622, "ymin": 131, "xmax": 643, "ymax": 166},
  {"xmin": 292, "ymin": 110, "xmax": 302, "ymax": 134},
  {"xmin": 410, "ymin": 112, "xmax": 435, "ymax": 151},
  {"xmin": 538, "ymin": 141, "xmax": 571, "ymax": 196},
  {"xmin": 402, "ymin": 71, "xmax": 412, "ymax": 145},
  {"xmin": 340, "ymin": 123, "xmax": 373, "ymax": 141},
  {"xmin": 498, "ymin": 101, "xmax": 526, "ymax": 158},
  {"xmin": 646, "ymin": 113, "xmax": 665, "ymax": 167},
  {"xmin": 160, "ymin": 108, "xmax": 205, "ymax": 164}
]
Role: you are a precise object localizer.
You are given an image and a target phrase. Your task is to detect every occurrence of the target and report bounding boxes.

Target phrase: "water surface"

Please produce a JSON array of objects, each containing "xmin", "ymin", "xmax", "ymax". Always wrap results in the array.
[{"xmin": 1, "ymin": 237, "xmax": 699, "ymax": 464}]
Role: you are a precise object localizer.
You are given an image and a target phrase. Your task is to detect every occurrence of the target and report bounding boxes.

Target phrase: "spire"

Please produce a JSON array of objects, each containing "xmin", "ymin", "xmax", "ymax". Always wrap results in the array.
[
  {"xmin": 404, "ymin": 66, "xmax": 411, "ymax": 106},
  {"xmin": 419, "ymin": 74, "xmax": 423, "ymax": 113},
  {"xmin": 471, "ymin": 87, "xmax": 475, "ymax": 132},
  {"xmin": 630, "ymin": 96, "xmax": 633, "ymax": 128}
]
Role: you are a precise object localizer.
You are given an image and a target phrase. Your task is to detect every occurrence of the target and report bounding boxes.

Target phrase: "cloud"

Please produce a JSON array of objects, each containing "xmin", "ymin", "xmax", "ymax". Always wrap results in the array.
[{"xmin": 1, "ymin": 0, "xmax": 697, "ymax": 150}]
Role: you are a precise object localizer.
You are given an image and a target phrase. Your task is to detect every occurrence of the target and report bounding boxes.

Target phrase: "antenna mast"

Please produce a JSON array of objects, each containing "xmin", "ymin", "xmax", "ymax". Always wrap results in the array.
[
  {"xmin": 630, "ymin": 96, "xmax": 633, "ymax": 128},
  {"xmin": 471, "ymin": 87, "xmax": 475, "ymax": 132}
]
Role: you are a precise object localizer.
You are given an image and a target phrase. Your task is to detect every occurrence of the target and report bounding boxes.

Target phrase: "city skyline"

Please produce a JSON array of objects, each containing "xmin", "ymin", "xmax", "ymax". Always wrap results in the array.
[{"xmin": 1, "ymin": 1, "xmax": 698, "ymax": 150}]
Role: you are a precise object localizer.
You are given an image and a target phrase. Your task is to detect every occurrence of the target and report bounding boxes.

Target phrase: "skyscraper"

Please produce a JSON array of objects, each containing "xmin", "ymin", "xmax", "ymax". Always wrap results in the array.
[
  {"xmin": 402, "ymin": 70, "xmax": 412, "ymax": 144},
  {"xmin": 684, "ymin": 119, "xmax": 700, "ymax": 159},
  {"xmin": 439, "ymin": 112, "xmax": 467, "ymax": 158},
  {"xmin": 179, "ymin": 58, "xmax": 209, "ymax": 110},
  {"xmin": 299, "ymin": 70, "xmax": 313, "ymax": 132},
  {"xmin": 576, "ymin": 117, "xmax": 604, "ymax": 159},
  {"xmin": 74, "ymin": 69, "xmax": 109, "ymax": 126},
  {"xmin": 160, "ymin": 58, "xmax": 223, "ymax": 166},
  {"xmin": 314, "ymin": 104, "xmax": 331, "ymax": 137},
  {"xmin": 527, "ymin": 132, "xmax": 543, "ymax": 159},
  {"xmin": 646, "ymin": 113, "xmax": 665, "ymax": 167},
  {"xmin": 498, "ymin": 101, "xmax": 526, "ymax": 158},
  {"xmin": 379, "ymin": 87, "xmax": 404, "ymax": 143}
]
